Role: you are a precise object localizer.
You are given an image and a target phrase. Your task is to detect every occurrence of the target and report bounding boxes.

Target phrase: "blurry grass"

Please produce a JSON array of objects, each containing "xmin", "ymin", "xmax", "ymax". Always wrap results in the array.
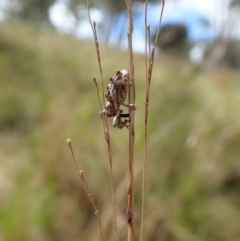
[{"xmin": 1, "ymin": 21, "xmax": 240, "ymax": 241}]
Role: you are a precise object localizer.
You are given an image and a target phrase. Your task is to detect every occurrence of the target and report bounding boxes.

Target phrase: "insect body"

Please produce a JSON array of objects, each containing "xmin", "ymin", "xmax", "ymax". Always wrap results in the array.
[
  {"xmin": 100, "ymin": 69, "xmax": 135, "ymax": 129},
  {"xmin": 108, "ymin": 69, "xmax": 129, "ymax": 106}
]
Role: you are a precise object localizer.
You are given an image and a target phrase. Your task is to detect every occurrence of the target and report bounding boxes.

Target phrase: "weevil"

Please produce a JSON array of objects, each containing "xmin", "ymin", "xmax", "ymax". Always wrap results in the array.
[
  {"xmin": 108, "ymin": 69, "xmax": 130, "ymax": 107},
  {"xmin": 100, "ymin": 69, "xmax": 135, "ymax": 129}
]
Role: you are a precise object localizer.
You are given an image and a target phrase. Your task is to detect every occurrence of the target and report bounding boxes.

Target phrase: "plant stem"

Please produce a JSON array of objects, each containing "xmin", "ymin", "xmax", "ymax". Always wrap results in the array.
[
  {"xmin": 67, "ymin": 139, "xmax": 108, "ymax": 241},
  {"xmin": 140, "ymin": 1, "xmax": 165, "ymax": 241},
  {"xmin": 125, "ymin": 0, "xmax": 135, "ymax": 241},
  {"xmin": 87, "ymin": 2, "xmax": 119, "ymax": 240}
]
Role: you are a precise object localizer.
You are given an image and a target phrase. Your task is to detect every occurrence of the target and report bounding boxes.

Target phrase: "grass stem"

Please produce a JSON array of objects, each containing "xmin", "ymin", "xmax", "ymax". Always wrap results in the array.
[
  {"xmin": 87, "ymin": 2, "xmax": 119, "ymax": 240},
  {"xmin": 125, "ymin": 1, "xmax": 135, "ymax": 240},
  {"xmin": 66, "ymin": 138, "xmax": 108, "ymax": 241},
  {"xmin": 140, "ymin": 1, "xmax": 165, "ymax": 241}
]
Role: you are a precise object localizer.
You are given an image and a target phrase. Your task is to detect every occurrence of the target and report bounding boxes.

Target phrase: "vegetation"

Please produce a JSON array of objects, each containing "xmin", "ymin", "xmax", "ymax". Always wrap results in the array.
[{"xmin": 1, "ymin": 21, "xmax": 240, "ymax": 241}]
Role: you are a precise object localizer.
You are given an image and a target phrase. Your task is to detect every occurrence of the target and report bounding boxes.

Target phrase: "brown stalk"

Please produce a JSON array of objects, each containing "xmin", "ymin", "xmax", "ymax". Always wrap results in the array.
[
  {"xmin": 66, "ymin": 139, "xmax": 108, "ymax": 241},
  {"xmin": 87, "ymin": 1, "xmax": 119, "ymax": 240},
  {"xmin": 93, "ymin": 76, "xmax": 103, "ymax": 109},
  {"xmin": 140, "ymin": 1, "xmax": 165, "ymax": 241},
  {"xmin": 125, "ymin": 0, "xmax": 135, "ymax": 241}
]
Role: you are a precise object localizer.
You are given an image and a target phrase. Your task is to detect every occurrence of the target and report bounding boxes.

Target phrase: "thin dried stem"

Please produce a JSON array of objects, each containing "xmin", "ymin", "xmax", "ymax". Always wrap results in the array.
[
  {"xmin": 87, "ymin": 2, "xmax": 119, "ymax": 240},
  {"xmin": 104, "ymin": 128, "xmax": 119, "ymax": 241},
  {"xmin": 79, "ymin": 170, "xmax": 108, "ymax": 241},
  {"xmin": 66, "ymin": 138, "xmax": 108, "ymax": 241},
  {"xmin": 140, "ymin": 23, "xmax": 151, "ymax": 241},
  {"xmin": 140, "ymin": 2, "xmax": 150, "ymax": 240},
  {"xmin": 148, "ymin": 0, "xmax": 165, "ymax": 81},
  {"xmin": 87, "ymin": 1, "xmax": 105, "ymax": 105},
  {"xmin": 144, "ymin": 1, "xmax": 149, "ymax": 82},
  {"xmin": 153, "ymin": 0, "xmax": 165, "ymax": 48},
  {"xmin": 87, "ymin": 4, "xmax": 108, "ymax": 134},
  {"xmin": 93, "ymin": 76, "xmax": 103, "ymax": 108},
  {"xmin": 93, "ymin": 76, "xmax": 109, "ymax": 143},
  {"xmin": 125, "ymin": 1, "xmax": 135, "ymax": 241},
  {"xmin": 140, "ymin": 1, "xmax": 165, "ymax": 241}
]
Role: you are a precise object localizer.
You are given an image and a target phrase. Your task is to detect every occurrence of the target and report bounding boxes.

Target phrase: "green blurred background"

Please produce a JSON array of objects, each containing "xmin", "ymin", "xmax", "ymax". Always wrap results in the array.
[{"xmin": 1, "ymin": 1, "xmax": 240, "ymax": 241}]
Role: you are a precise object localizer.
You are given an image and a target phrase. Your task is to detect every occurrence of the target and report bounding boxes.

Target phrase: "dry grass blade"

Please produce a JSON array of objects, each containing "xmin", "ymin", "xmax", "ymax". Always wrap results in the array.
[
  {"xmin": 87, "ymin": 1, "xmax": 119, "ymax": 240},
  {"xmin": 66, "ymin": 138, "xmax": 108, "ymax": 241},
  {"xmin": 140, "ymin": 1, "xmax": 165, "ymax": 241}
]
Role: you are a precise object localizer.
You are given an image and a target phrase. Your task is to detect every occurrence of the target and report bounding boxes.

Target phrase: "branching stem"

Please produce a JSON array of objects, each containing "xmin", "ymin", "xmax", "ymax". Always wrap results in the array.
[{"xmin": 87, "ymin": 1, "xmax": 119, "ymax": 240}]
